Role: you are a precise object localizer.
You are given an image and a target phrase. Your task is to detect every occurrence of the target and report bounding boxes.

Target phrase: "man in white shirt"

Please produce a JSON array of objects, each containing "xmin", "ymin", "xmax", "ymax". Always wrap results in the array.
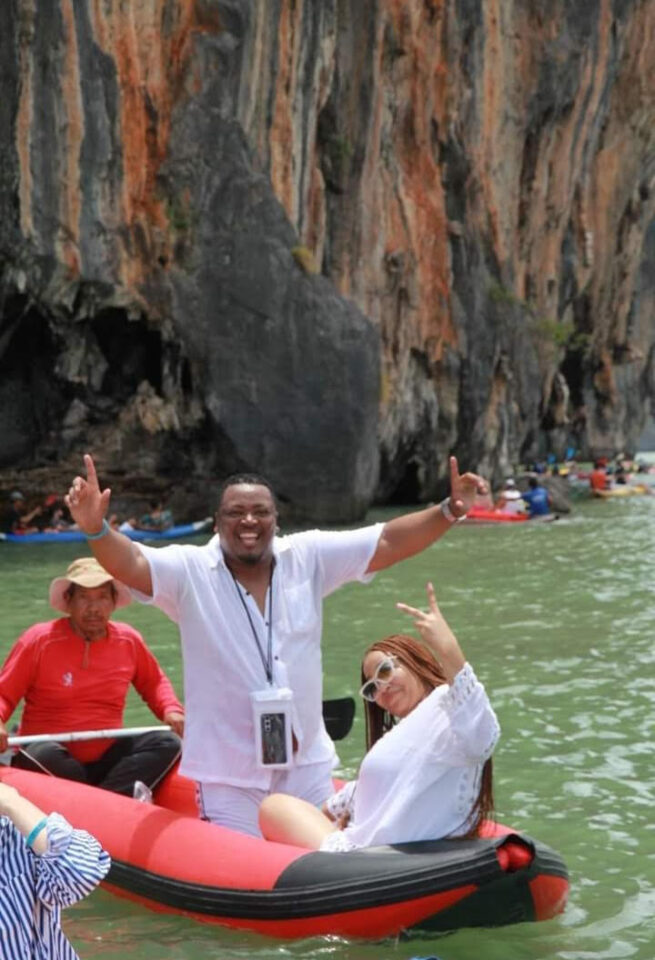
[{"xmin": 64, "ymin": 454, "xmax": 486, "ymax": 836}]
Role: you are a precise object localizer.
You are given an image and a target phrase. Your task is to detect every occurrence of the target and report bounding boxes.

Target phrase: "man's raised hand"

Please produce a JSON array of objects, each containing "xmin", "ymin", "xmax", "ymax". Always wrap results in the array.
[
  {"xmin": 65, "ymin": 454, "xmax": 111, "ymax": 534},
  {"xmin": 449, "ymin": 455, "xmax": 487, "ymax": 517}
]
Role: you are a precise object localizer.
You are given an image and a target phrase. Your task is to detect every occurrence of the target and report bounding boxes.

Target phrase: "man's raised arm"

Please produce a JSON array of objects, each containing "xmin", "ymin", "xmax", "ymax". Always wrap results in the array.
[
  {"xmin": 367, "ymin": 456, "xmax": 486, "ymax": 573},
  {"xmin": 65, "ymin": 454, "xmax": 153, "ymax": 596}
]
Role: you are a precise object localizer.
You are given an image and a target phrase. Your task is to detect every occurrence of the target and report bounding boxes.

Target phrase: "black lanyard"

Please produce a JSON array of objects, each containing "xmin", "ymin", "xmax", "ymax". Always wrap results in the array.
[{"xmin": 229, "ymin": 562, "xmax": 275, "ymax": 685}]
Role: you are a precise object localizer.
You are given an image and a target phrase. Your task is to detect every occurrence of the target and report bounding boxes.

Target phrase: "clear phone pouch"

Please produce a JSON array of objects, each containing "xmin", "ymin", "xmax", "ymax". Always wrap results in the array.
[{"xmin": 250, "ymin": 686, "xmax": 294, "ymax": 769}]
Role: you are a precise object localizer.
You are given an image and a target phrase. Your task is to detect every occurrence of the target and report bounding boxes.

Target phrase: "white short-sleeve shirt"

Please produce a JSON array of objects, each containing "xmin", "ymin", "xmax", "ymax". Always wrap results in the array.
[{"xmin": 134, "ymin": 525, "xmax": 383, "ymax": 787}]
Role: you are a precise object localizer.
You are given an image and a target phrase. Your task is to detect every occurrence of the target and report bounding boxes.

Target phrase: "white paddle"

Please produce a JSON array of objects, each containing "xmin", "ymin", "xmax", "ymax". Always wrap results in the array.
[
  {"xmin": 4, "ymin": 697, "xmax": 356, "ymax": 753},
  {"xmin": 7, "ymin": 725, "xmax": 171, "ymax": 747}
]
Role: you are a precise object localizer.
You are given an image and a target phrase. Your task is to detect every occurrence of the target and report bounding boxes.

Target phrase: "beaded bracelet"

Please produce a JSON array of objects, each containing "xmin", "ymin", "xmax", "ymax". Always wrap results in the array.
[
  {"xmin": 25, "ymin": 816, "xmax": 48, "ymax": 850},
  {"xmin": 86, "ymin": 519, "xmax": 111, "ymax": 541},
  {"xmin": 440, "ymin": 498, "xmax": 467, "ymax": 523}
]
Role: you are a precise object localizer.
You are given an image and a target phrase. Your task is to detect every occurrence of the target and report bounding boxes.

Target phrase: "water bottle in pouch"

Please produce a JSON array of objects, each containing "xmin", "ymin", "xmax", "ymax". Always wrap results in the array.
[{"xmin": 250, "ymin": 687, "xmax": 293, "ymax": 769}]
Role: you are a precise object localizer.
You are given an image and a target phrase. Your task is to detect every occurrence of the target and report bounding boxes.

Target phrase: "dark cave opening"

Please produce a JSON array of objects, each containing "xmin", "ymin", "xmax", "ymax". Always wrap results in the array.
[
  {"xmin": 385, "ymin": 460, "xmax": 421, "ymax": 505},
  {"xmin": 0, "ymin": 305, "xmax": 69, "ymax": 466},
  {"xmin": 92, "ymin": 309, "xmax": 163, "ymax": 400},
  {"xmin": 560, "ymin": 349, "xmax": 585, "ymax": 411},
  {"xmin": 180, "ymin": 356, "xmax": 193, "ymax": 394}
]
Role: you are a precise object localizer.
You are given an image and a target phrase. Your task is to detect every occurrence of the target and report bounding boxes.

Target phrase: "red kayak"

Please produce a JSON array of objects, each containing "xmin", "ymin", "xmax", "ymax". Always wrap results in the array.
[
  {"xmin": 0, "ymin": 765, "xmax": 569, "ymax": 939},
  {"xmin": 464, "ymin": 508, "xmax": 530, "ymax": 523}
]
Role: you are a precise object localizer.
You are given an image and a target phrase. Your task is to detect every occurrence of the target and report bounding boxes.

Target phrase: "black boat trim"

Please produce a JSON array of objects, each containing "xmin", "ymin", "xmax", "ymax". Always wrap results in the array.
[{"xmin": 105, "ymin": 833, "xmax": 567, "ymax": 922}]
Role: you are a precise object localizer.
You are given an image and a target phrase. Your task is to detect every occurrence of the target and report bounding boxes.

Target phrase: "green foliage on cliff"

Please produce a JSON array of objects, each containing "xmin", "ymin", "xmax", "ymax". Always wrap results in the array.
[
  {"xmin": 534, "ymin": 317, "xmax": 589, "ymax": 351},
  {"xmin": 488, "ymin": 282, "xmax": 589, "ymax": 351},
  {"xmin": 165, "ymin": 193, "xmax": 194, "ymax": 232},
  {"xmin": 488, "ymin": 281, "xmax": 523, "ymax": 308}
]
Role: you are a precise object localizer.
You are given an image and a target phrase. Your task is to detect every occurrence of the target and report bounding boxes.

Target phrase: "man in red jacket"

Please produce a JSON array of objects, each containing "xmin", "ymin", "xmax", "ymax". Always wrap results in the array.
[{"xmin": 0, "ymin": 557, "xmax": 184, "ymax": 797}]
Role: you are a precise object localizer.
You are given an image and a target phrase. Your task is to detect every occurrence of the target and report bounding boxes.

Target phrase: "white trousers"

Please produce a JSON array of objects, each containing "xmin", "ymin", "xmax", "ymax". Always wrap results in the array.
[{"xmin": 197, "ymin": 759, "xmax": 335, "ymax": 837}]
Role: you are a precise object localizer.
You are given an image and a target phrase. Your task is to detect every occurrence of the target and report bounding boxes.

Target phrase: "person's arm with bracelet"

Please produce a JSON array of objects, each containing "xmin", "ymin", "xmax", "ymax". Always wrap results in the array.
[
  {"xmin": 367, "ymin": 456, "xmax": 486, "ymax": 573},
  {"xmin": 65, "ymin": 454, "xmax": 153, "ymax": 596},
  {"xmin": 0, "ymin": 782, "xmax": 53, "ymax": 854},
  {"xmin": 0, "ymin": 782, "xmax": 111, "ymax": 908}
]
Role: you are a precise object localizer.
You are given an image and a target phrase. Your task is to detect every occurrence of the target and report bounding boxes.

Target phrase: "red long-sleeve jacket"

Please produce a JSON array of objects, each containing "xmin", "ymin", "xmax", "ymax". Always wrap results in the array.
[{"xmin": 0, "ymin": 618, "xmax": 184, "ymax": 762}]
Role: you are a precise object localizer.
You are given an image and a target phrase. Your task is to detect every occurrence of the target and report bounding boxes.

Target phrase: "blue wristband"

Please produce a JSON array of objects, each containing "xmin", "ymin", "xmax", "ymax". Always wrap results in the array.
[
  {"xmin": 25, "ymin": 816, "xmax": 48, "ymax": 849},
  {"xmin": 86, "ymin": 519, "xmax": 111, "ymax": 541}
]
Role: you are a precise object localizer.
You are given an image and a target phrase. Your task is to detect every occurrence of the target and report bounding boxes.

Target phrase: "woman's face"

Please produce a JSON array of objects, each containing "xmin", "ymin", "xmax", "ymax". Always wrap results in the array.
[{"xmin": 362, "ymin": 650, "xmax": 429, "ymax": 719}]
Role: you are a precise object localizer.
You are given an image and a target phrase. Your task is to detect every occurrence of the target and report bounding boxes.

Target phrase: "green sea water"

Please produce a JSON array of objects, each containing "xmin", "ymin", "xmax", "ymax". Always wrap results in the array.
[{"xmin": 0, "ymin": 495, "xmax": 653, "ymax": 960}]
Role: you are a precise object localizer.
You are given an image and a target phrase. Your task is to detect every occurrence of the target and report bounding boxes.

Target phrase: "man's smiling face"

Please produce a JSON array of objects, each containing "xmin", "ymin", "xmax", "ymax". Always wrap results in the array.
[{"xmin": 216, "ymin": 484, "xmax": 277, "ymax": 567}]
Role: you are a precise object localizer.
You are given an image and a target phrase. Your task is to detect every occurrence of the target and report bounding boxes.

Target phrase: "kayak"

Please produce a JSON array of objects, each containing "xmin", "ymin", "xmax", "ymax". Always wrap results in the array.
[
  {"xmin": 0, "ymin": 766, "xmax": 569, "ymax": 939},
  {"xmin": 591, "ymin": 485, "xmax": 651, "ymax": 498},
  {"xmin": 463, "ymin": 508, "xmax": 530, "ymax": 524},
  {"xmin": 0, "ymin": 519, "xmax": 213, "ymax": 544}
]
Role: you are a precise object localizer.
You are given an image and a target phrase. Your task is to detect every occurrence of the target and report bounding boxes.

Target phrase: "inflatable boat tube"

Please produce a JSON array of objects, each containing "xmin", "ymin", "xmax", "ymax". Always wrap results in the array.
[
  {"xmin": 464, "ymin": 508, "xmax": 530, "ymax": 523},
  {"xmin": 0, "ymin": 519, "xmax": 213, "ymax": 544},
  {"xmin": 0, "ymin": 767, "xmax": 569, "ymax": 939}
]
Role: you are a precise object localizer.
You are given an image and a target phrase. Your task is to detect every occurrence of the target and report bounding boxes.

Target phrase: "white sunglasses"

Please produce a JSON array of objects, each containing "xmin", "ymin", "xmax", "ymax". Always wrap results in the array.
[{"xmin": 359, "ymin": 656, "xmax": 398, "ymax": 702}]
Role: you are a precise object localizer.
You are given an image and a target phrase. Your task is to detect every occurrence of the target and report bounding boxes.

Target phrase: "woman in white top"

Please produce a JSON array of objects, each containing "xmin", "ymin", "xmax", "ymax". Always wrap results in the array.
[{"xmin": 259, "ymin": 582, "xmax": 499, "ymax": 851}]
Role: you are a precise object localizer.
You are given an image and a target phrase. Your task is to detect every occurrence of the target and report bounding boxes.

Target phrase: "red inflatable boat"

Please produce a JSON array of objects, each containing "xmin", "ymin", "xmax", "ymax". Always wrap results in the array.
[{"xmin": 0, "ymin": 766, "xmax": 569, "ymax": 939}]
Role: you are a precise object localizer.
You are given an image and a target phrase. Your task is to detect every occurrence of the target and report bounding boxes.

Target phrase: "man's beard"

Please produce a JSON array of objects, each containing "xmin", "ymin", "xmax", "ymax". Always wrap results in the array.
[{"xmin": 237, "ymin": 551, "xmax": 262, "ymax": 566}]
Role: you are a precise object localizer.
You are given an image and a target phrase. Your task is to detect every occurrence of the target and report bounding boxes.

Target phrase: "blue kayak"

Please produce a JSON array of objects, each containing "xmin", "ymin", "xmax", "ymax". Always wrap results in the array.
[{"xmin": 0, "ymin": 519, "xmax": 213, "ymax": 544}]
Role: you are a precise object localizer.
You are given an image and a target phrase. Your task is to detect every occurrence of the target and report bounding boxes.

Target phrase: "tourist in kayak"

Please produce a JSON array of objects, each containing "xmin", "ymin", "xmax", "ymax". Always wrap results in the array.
[
  {"xmin": 0, "ymin": 557, "xmax": 185, "ymax": 798},
  {"xmin": 589, "ymin": 459, "xmax": 610, "ymax": 494},
  {"xmin": 0, "ymin": 780, "xmax": 110, "ymax": 960},
  {"xmin": 493, "ymin": 478, "xmax": 525, "ymax": 514},
  {"xmin": 0, "ymin": 490, "xmax": 43, "ymax": 534},
  {"xmin": 135, "ymin": 500, "xmax": 174, "ymax": 532},
  {"xmin": 259, "ymin": 582, "xmax": 499, "ymax": 850},
  {"xmin": 520, "ymin": 477, "xmax": 552, "ymax": 517},
  {"xmin": 64, "ymin": 453, "xmax": 487, "ymax": 837}
]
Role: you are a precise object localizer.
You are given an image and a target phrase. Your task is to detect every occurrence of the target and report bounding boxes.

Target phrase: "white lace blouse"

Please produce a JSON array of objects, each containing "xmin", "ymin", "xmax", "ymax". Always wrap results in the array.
[{"xmin": 323, "ymin": 662, "xmax": 499, "ymax": 851}]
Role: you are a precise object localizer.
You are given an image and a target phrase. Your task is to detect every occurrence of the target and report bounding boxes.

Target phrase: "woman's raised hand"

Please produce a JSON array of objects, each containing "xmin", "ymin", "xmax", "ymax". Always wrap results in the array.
[
  {"xmin": 396, "ymin": 582, "xmax": 466, "ymax": 683},
  {"xmin": 65, "ymin": 454, "xmax": 112, "ymax": 534}
]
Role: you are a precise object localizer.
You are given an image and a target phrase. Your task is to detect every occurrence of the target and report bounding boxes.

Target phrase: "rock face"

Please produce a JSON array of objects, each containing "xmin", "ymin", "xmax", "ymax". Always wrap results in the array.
[{"xmin": 0, "ymin": 0, "xmax": 653, "ymax": 518}]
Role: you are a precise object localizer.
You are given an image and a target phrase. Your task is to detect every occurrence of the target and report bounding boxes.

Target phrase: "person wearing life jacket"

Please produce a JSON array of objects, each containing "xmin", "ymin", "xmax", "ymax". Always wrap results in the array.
[
  {"xmin": 520, "ymin": 477, "xmax": 552, "ymax": 517},
  {"xmin": 589, "ymin": 459, "xmax": 610, "ymax": 495}
]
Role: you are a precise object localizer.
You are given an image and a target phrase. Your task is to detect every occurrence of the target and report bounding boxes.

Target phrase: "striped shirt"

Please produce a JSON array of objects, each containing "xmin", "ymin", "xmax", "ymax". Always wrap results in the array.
[{"xmin": 0, "ymin": 812, "xmax": 110, "ymax": 959}]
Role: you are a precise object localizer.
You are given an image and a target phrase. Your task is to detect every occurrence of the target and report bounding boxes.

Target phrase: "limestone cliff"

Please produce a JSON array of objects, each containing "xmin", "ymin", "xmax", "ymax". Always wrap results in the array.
[{"xmin": 0, "ymin": 0, "xmax": 653, "ymax": 518}]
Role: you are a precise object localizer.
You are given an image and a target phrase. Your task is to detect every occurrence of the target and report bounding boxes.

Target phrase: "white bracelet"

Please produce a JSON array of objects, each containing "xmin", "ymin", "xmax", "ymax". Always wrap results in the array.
[{"xmin": 440, "ymin": 498, "xmax": 467, "ymax": 523}]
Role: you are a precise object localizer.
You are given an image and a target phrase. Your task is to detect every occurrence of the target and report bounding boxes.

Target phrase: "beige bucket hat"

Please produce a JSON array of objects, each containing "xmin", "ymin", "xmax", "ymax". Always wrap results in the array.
[{"xmin": 49, "ymin": 557, "xmax": 132, "ymax": 613}]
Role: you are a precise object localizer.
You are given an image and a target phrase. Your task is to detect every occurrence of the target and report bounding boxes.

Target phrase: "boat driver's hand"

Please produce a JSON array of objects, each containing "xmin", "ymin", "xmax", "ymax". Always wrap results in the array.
[{"xmin": 164, "ymin": 711, "xmax": 185, "ymax": 737}]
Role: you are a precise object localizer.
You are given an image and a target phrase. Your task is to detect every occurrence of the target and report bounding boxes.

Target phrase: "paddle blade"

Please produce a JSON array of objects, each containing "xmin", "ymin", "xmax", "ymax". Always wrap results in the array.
[{"xmin": 322, "ymin": 697, "xmax": 355, "ymax": 741}]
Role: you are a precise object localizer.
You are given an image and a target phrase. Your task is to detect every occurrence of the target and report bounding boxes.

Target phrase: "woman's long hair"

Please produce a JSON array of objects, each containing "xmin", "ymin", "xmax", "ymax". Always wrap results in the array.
[{"xmin": 361, "ymin": 634, "xmax": 494, "ymax": 837}]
